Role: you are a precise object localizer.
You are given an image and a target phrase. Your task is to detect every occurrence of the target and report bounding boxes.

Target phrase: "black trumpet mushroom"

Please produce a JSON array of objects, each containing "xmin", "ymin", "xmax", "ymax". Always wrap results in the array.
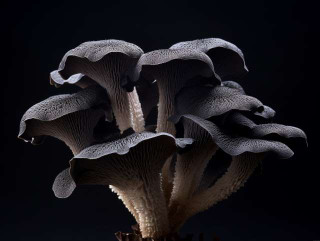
[
  {"xmin": 18, "ymin": 38, "xmax": 307, "ymax": 240},
  {"xmin": 50, "ymin": 40, "xmax": 145, "ymax": 133}
]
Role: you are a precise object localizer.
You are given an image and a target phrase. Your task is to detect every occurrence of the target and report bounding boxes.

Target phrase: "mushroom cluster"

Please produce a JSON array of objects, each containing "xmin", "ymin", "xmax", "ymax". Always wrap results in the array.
[{"xmin": 18, "ymin": 38, "xmax": 307, "ymax": 239}]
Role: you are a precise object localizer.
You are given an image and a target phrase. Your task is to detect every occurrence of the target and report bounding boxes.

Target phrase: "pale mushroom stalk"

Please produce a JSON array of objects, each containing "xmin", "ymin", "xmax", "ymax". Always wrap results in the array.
[
  {"xmin": 169, "ymin": 119, "xmax": 218, "ymax": 224},
  {"xmin": 161, "ymin": 156, "xmax": 175, "ymax": 205},
  {"xmin": 123, "ymin": 174, "xmax": 169, "ymax": 238},
  {"xmin": 111, "ymin": 87, "xmax": 145, "ymax": 220},
  {"xmin": 170, "ymin": 153, "xmax": 261, "ymax": 231},
  {"xmin": 156, "ymin": 70, "xmax": 181, "ymax": 135},
  {"xmin": 156, "ymin": 71, "xmax": 182, "ymax": 203},
  {"xmin": 109, "ymin": 82, "xmax": 147, "ymax": 217},
  {"xmin": 192, "ymin": 153, "xmax": 261, "ymax": 210},
  {"xmin": 128, "ymin": 87, "xmax": 145, "ymax": 132},
  {"xmin": 145, "ymin": 70, "xmax": 187, "ymax": 212},
  {"xmin": 109, "ymin": 185, "xmax": 140, "ymax": 223},
  {"xmin": 88, "ymin": 56, "xmax": 135, "ymax": 132}
]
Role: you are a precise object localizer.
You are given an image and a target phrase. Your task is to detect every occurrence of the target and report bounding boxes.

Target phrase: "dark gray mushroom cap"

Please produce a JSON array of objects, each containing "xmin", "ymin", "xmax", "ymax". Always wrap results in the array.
[
  {"xmin": 224, "ymin": 111, "xmax": 256, "ymax": 129},
  {"xmin": 226, "ymin": 112, "xmax": 307, "ymax": 144},
  {"xmin": 170, "ymin": 38, "xmax": 248, "ymax": 80},
  {"xmin": 254, "ymin": 105, "xmax": 276, "ymax": 119},
  {"xmin": 222, "ymin": 80, "xmax": 245, "ymax": 94},
  {"xmin": 52, "ymin": 169, "xmax": 76, "ymax": 198},
  {"xmin": 51, "ymin": 40, "xmax": 143, "ymax": 88},
  {"xmin": 170, "ymin": 85, "xmax": 264, "ymax": 123},
  {"xmin": 73, "ymin": 132, "xmax": 192, "ymax": 160},
  {"xmin": 221, "ymin": 80, "xmax": 275, "ymax": 119},
  {"xmin": 180, "ymin": 114, "xmax": 294, "ymax": 159},
  {"xmin": 52, "ymin": 132, "xmax": 193, "ymax": 198},
  {"xmin": 251, "ymin": 123, "xmax": 307, "ymax": 141},
  {"xmin": 133, "ymin": 48, "xmax": 221, "ymax": 84},
  {"xmin": 18, "ymin": 85, "xmax": 112, "ymax": 144}
]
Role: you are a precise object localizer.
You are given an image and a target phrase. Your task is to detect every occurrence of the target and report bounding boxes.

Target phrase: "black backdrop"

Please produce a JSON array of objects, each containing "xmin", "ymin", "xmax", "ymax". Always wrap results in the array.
[{"xmin": 3, "ymin": 0, "xmax": 319, "ymax": 240}]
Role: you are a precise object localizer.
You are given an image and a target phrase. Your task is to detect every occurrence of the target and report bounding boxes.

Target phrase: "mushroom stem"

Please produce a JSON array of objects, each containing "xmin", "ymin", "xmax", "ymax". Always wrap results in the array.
[
  {"xmin": 123, "ymin": 174, "xmax": 169, "ymax": 238},
  {"xmin": 170, "ymin": 153, "xmax": 261, "ymax": 231},
  {"xmin": 161, "ymin": 156, "xmax": 174, "ymax": 206},
  {"xmin": 189, "ymin": 153, "xmax": 260, "ymax": 211},
  {"xmin": 103, "ymin": 78, "xmax": 131, "ymax": 133},
  {"xmin": 128, "ymin": 88, "xmax": 145, "ymax": 132},
  {"xmin": 169, "ymin": 121, "xmax": 218, "ymax": 225},
  {"xmin": 85, "ymin": 56, "xmax": 136, "ymax": 133},
  {"xmin": 156, "ymin": 76, "xmax": 177, "ymax": 135},
  {"xmin": 109, "ymin": 185, "xmax": 140, "ymax": 223},
  {"xmin": 169, "ymin": 144, "xmax": 217, "ymax": 215}
]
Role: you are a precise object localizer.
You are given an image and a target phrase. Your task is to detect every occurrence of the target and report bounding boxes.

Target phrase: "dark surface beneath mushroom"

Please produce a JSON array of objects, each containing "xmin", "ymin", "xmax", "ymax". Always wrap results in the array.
[{"xmin": 4, "ymin": 1, "xmax": 319, "ymax": 241}]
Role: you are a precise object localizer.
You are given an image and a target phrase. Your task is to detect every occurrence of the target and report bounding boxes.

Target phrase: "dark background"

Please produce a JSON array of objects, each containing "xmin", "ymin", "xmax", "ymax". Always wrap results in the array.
[{"xmin": 3, "ymin": 0, "xmax": 319, "ymax": 240}]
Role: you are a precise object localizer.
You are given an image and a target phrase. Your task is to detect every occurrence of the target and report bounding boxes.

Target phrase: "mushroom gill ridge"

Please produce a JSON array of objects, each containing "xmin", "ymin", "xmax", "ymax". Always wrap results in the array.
[{"xmin": 18, "ymin": 38, "xmax": 307, "ymax": 239}]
